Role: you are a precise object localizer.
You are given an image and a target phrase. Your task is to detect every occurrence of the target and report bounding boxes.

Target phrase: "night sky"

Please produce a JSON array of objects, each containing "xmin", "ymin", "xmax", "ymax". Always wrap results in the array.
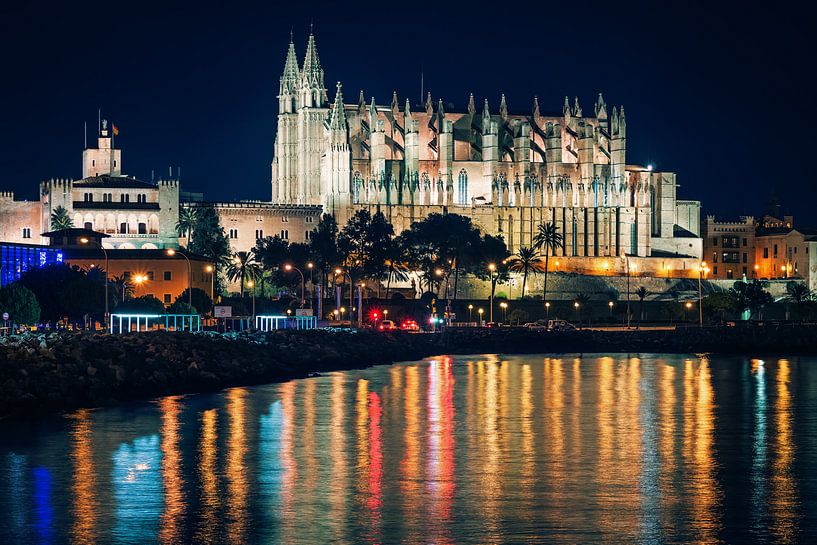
[{"xmin": 1, "ymin": 2, "xmax": 812, "ymax": 221}]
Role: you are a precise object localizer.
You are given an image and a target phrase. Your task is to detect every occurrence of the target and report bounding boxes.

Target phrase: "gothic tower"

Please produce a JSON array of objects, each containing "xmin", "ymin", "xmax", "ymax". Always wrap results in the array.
[
  {"xmin": 272, "ymin": 37, "xmax": 300, "ymax": 203},
  {"xmin": 323, "ymin": 82, "xmax": 351, "ymax": 216},
  {"xmin": 297, "ymin": 32, "xmax": 328, "ymax": 204}
]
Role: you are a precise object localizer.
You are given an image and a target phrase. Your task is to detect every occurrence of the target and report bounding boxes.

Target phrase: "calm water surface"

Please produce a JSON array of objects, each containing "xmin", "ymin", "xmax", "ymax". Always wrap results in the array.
[{"xmin": 2, "ymin": 354, "xmax": 817, "ymax": 544}]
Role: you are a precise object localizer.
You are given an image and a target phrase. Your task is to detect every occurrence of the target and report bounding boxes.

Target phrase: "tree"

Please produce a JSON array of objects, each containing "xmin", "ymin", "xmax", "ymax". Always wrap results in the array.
[
  {"xmin": 175, "ymin": 288, "xmax": 212, "ymax": 315},
  {"xmin": 532, "ymin": 222, "xmax": 564, "ymax": 304},
  {"xmin": 0, "ymin": 283, "xmax": 41, "ymax": 325},
  {"xmin": 50, "ymin": 206, "xmax": 74, "ymax": 230},
  {"xmin": 507, "ymin": 308, "xmax": 530, "ymax": 325},
  {"xmin": 309, "ymin": 214, "xmax": 342, "ymax": 299},
  {"xmin": 226, "ymin": 250, "xmax": 261, "ymax": 297},
  {"xmin": 635, "ymin": 286, "xmax": 648, "ymax": 327},
  {"xmin": 787, "ymin": 281, "xmax": 811, "ymax": 303},
  {"xmin": 472, "ymin": 234, "xmax": 511, "ymax": 312},
  {"xmin": 730, "ymin": 279, "xmax": 773, "ymax": 319},
  {"xmin": 337, "ymin": 210, "xmax": 394, "ymax": 286},
  {"xmin": 175, "ymin": 207, "xmax": 198, "ymax": 248},
  {"xmin": 507, "ymin": 246, "xmax": 543, "ymax": 298},
  {"xmin": 703, "ymin": 292, "xmax": 738, "ymax": 324},
  {"xmin": 167, "ymin": 300, "xmax": 197, "ymax": 315},
  {"xmin": 110, "ymin": 274, "xmax": 134, "ymax": 303},
  {"xmin": 116, "ymin": 295, "xmax": 165, "ymax": 314},
  {"xmin": 383, "ymin": 237, "xmax": 410, "ymax": 299},
  {"xmin": 189, "ymin": 205, "xmax": 230, "ymax": 294},
  {"xmin": 19, "ymin": 264, "xmax": 103, "ymax": 321}
]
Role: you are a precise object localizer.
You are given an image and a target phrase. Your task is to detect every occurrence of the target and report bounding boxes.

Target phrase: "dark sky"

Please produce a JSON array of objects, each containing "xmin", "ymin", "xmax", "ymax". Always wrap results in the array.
[{"xmin": 1, "ymin": 1, "xmax": 813, "ymax": 221}]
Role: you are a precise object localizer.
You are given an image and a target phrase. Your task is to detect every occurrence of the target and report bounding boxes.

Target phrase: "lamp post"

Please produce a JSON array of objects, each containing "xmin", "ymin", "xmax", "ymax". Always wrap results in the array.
[
  {"xmin": 685, "ymin": 301, "xmax": 693, "ymax": 322},
  {"xmin": 246, "ymin": 280, "xmax": 256, "ymax": 321},
  {"xmin": 478, "ymin": 308, "xmax": 484, "ymax": 326},
  {"xmin": 468, "ymin": 304, "xmax": 474, "ymax": 324},
  {"xmin": 698, "ymin": 261, "xmax": 709, "ymax": 327},
  {"xmin": 608, "ymin": 301, "xmax": 614, "ymax": 318},
  {"xmin": 335, "ymin": 268, "xmax": 354, "ymax": 326},
  {"xmin": 166, "ymin": 249, "xmax": 192, "ymax": 308},
  {"xmin": 204, "ymin": 265, "xmax": 215, "ymax": 306},
  {"xmin": 574, "ymin": 301, "xmax": 580, "ymax": 325},
  {"xmin": 340, "ymin": 306, "xmax": 346, "ymax": 322},
  {"xmin": 500, "ymin": 301, "xmax": 508, "ymax": 324},
  {"xmin": 80, "ymin": 237, "xmax": 109, "ymax": 329},
  {"xmin": 133, "ymin": 274, "xmax": 146, "ymax": 297},
  {"xmin": 307, "ymin": 262, "xmax": 314, "ymax": 308},
  {"xmin": 488, "ymin": 263, "xmax": 496, "ymax": 323},
  {"xmin": 284, "ymin": 264, "xmax": 305, "ymax": 307},
  {"xmin": 545, "ymin": 301, "xmax": 551, "ymax": 319}
]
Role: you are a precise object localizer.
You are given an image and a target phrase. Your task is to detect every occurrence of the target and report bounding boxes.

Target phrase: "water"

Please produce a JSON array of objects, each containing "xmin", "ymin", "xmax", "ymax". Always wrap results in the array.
[{"xmin": 2, "ymin": 354, "xmax": 817, "ymax": 544}]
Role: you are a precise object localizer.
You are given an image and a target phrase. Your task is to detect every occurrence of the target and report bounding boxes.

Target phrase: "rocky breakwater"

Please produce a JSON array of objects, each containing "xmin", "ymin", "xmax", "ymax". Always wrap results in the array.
[{"xmin": 0, "ymin": 329, "xmax": 439, "ymax": 418}]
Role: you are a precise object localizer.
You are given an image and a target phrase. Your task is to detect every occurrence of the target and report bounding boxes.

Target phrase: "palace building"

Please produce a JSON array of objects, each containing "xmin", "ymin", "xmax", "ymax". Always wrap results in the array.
[
  {"xmin": 269, "ymin": 33, "xmax": 703, "ymax": 274},
  {"xmin": 0, "ymin": 121, "xmax": 180, "ymax": 249}
]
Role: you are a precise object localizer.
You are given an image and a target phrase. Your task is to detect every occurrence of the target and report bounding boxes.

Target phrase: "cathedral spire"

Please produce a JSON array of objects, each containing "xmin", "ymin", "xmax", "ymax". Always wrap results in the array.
[
  {"xmin": 482, "ymin": 98, "xmax": 491, "ymax": 126},
  {"xmin": 573, "ymin": 96, "xmax": 582, "ymax": 117},
  {"xmin": 468, "ymin": 93, "xmax": 476, "ymax": 117},
  {"xmin": 358, "ymin": 90, "xmax": 366, "ymax": 111},
  {"xmin": 595, "ymin": 93, "xmax": 607, "ymax": 120},
  {"xmin": 500, "ymin": 94, "xmax": 508, "ymax": 119},
  {"xmin": 391, "ymin": 91, "xmax": 399, "ymax": 115},
  {"xmin": 425, "ymin": 92, "xmax": 433, "ymax": 115},
  {"xmin": 329, "ymin": 82, "xmax": 347, "ymax": 131},
  {"xmin": 533, "ymin": 96, "xmax": 540, "ymax": 119},
  {"xmin": 437, "ymin": 98, "xmax": 445, "ymax": 118},
  {"xmin": 563, "ymin": 96, "xmax": 571, "ymax": 118},
  {"xmin": 300, "ymin": 31, "xmax": 325, "ymax": 106},
  {"xmin": 369, "ymin": 97, "xmax": 378, "ymax": 131},
  {"xmin": 404, "ymin": 98, "xmax": 412, "ymax": 123},
  {"xmin": 279, "ymin": 38, "xmax": 300, "ymax": 97}
]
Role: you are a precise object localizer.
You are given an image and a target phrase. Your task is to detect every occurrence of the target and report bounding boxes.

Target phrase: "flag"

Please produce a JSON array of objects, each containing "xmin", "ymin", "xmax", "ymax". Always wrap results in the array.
[{"xmin": 112, "ymin": 124, "xmax": 119, "ymax": 136}]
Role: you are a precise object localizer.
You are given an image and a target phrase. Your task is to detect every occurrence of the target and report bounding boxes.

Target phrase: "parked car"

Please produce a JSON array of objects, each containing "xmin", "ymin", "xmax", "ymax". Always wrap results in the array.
[
  {"xmin": 547, "ymin": 319, "xmax": 577, "ymax": 332},
  {"xmin": 378, "ymin": 320, "xmax": 396, "ymax": 331},
  {"xmin": 400, "ymin": 319, "xmax": 420, "ymax": 331},
  {"xmin": 523, "ymin": 322, "xmax": 547, "ymax": 331}
]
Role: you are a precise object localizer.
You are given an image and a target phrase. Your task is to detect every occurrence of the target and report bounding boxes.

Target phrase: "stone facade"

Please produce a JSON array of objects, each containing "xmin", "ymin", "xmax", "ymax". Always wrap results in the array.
[
  {"xmin": 269, "ymin": 33, "xmax": 702, "ymax": 264},
  {"xmin": 186, "ymin": 201, "xmax": 321, "ymax": 252}
]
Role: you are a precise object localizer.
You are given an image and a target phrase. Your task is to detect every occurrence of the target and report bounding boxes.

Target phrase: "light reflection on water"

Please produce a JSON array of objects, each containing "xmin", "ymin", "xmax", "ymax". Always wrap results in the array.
[{"xmin": 1, "ymin": 353, "xmax": 816, "ymax": 544}]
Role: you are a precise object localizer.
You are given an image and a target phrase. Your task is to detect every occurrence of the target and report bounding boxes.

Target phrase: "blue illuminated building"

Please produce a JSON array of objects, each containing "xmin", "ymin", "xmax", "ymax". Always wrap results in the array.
[{"xmin": 0, "ymin": 242, "xmax": 63, "ymax": 287}]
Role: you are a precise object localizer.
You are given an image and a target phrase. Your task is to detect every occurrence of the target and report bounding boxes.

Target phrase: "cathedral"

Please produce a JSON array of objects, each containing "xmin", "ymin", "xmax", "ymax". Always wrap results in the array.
[{"xmin": 270, "ymin": 33, "xmax": 703, "ymax": 274}]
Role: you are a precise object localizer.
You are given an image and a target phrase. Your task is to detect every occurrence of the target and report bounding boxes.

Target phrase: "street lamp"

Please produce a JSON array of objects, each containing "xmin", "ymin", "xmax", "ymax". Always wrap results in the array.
[
  {"xmin": 133, "ymin": 274, "xmax": 147, "ymax": 297},
  {"xmin": 246, "ymin": 280, "xmax": 256, "ymax": 320},
  {"xmin": 80, "ymin": 237, "xmax": 109, "ymax": 329},
  {"xmin": 477, "ymin": 308, "xmax": 484, "ymax": 326},
  {"xmin": 685, "ymin": 301, "xmax": 693, "ymax": 322},
  {"xmin": 334, "ymin": 269, "xmax": 354, "ymax": 326},
  {"xmin": 306, "ymin": 262, "xmax": 314, "ymax": 308},
  {"xmin": 608, "ymin": 301, "xmax": 614, "ymax": 317},
  {"xmin": 488, "ymin": 263, "xmax": 496, "ymax": 323},
  {"xmin": 468, "ymin": 304, "xmax": 474, "ymax": 324},
  {"xmin": 545, "ymin": 301, "xmax": 551, "ymax": 319},
  {"xmin": 284, "ymin": 264, "xmax": 305, "ymax": 307},
  {"xmin": 574, "ymin": 301, "xmax": 580, "ymax": 324},
  {"xmin": 340, "ymin": 306, "xmax": 346, "ymax": 321},
  {"xmin": 698, "ymin": 261, "xmax": 710, "ymax": 327},
  {"xmin": 204, "ymin": 265, "xmax": 215, "ymax": 306},
  {"xmin": 166, "ymin": 248, "xmax": 192, "ymax": 308},
  {"xmin": 500, "ymin": 301, "xmax": 508, "ymax": 324}
]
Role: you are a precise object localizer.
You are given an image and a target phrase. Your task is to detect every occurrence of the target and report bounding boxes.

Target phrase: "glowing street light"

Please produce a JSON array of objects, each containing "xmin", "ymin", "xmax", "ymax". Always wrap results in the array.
[
  {"xmin": 204, "ymin": 264, "xmax": 215, "ymax": 304},
  {"xmin": 477, "ymin": 307, "xmax": 484, "ymax": 326},
  {"xmin": 247, "ymin": 279, "xmax": 256, "ymax": 319},
  {"xmin": 545, "ymin": 301, "xmax": 551, "ymax": 319},
  {"xmin": 468, "ymin": 303, "xmax": 474, "ymax": 324},
  {"xmin": 488, "ymin": 263, "xmax": 496, "ymax": 323},
  {"xmin": 608, "ymin": 301, "xmax": 614, "ymax": 317},
  {"xmin": 500, "ymin": 301, "xmax": 508, "ymax": 323}
]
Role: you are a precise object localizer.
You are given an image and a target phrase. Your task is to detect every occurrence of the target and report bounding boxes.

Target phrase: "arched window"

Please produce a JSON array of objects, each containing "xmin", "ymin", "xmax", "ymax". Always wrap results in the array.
[
  {"xmin": 457, "ymin": 169, "xmax": 468, "ymax": 205},
  {"xmin": 138, "ymin": 222, "xmax": 147, "ymax": 235}
]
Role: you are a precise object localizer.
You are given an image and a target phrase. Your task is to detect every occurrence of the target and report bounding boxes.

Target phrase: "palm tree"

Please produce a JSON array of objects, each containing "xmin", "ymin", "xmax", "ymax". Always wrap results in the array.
[
  {"xmin": 635, "ymin": 286, "xmax": 648, "ymax": 328},
  {"xmin": 50, "ymin": 206, "xmax": 74, "ymax": 230},
  {"xmin": 226, "ymin": 250, "xmax": 261, "ymax": 297},
  {"xmin": 787, "ymin": 281, "xmax": 811, "ymax": 303},
  {"xmin": 175, "ymin": 207, "xmax": 198, "ymax": 248},
  {"xmin": 532, "ymin": 222, "xmax": 564, "ymax": 304},
  {"xmin": 384, "ymin": 257, "xmax": 411, "ymax": 300},
  {"xmin": 110, "ymin": 274, "xmax": 134, "ymax": 303},
  {"xmin": 507, "ymin": 246, "xmax": 543, "ymax": 298}
]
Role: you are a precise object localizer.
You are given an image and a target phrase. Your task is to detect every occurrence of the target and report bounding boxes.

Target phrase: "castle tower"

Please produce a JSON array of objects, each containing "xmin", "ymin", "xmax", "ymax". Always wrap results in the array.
[
  {"xmin": 322, "ymin": 82, "xmax": 352, "ymax": 217},
  {"xmin": 297, "ymin": 32, "xmax": 328, "ymax": 204},
  {"xmin": 83, "ymin": 120, "xmax": 121, "ymax": 178},
  {"xmin": 272, "ymin": 37, "xmax": 300, "ymax": 203}
]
